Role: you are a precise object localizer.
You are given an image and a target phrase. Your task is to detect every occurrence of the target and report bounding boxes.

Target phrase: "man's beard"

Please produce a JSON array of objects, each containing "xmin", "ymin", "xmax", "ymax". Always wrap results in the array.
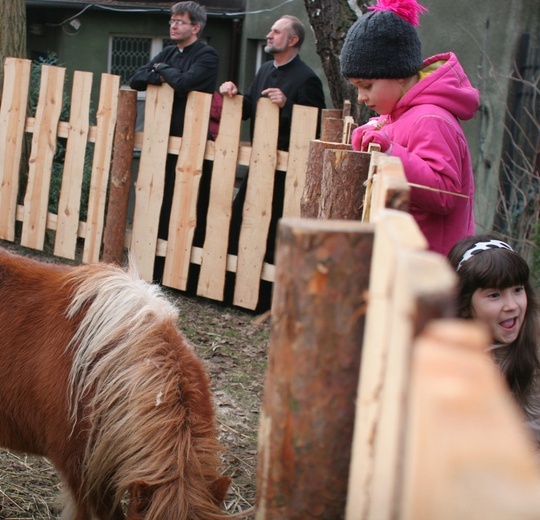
[{"xmin": 264, "ymin": 42, "xmax": 287, "ymax": 55}]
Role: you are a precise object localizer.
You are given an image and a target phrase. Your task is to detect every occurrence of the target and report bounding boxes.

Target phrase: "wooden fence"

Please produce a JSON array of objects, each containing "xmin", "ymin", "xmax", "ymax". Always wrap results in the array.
[
  {"xmin": 0, "ymin": 57, "xmax": 322, "ymax": 310},
  {"xmin": 257, "ymin": 208, "xmax": 540, "ymax": 519}
]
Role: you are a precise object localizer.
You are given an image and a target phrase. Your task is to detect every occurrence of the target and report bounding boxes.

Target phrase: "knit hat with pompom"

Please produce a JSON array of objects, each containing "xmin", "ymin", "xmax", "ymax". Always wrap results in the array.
[{"xmin": 340, "ymin": 0, "xmax": 428, "ymax": 79}]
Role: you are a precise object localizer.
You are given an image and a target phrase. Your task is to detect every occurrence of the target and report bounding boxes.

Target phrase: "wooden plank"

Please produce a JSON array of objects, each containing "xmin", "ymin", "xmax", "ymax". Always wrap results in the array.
[
  {"xmin": 256, "ymin": 217, "xmax": 374, "ymax": 518},
  {"xmin": 345, "ymin": 209, "xmax": 427, "ymax": 520},
  {"xmin": 233, "ymin": 97, "xmax": 279, "ymax": 310},
  {"xmin": 163, "ymin": 91, "xmax": 212, "ymax": 290},
  {"xmin": 21, "ymin": 64, "xmax": 66, "ymax": 250},
  {"xmin": 366, "ymin": 247, "xmax": 456, "ymax": 520},
  {"xmin": 54, "ymin": 70, "xmax": 93, "ymax": 260},
  {"xmin": 369, "ymin": 154, "xmax": 410, "ymax": 221},
  {"xmin": 282, "ymin": 104, "xmax": 318, "ymax": 218},
  {"xmin": 82, "ymin": 73, "xmax": 120, "ymax": 263},
  {"xmin": 0, "ymin": 58, "xmax": 31, "ymax": 241},
  {"xmin": 197, "ymin": 94, "xmax": 243, "ymax": 301},
  {"xmin": 400, "ymin": 320, "xmax": 540, "ymax": 520},
  {"xmin": 130, "ymin": 84, "xmax": 174, "ymax": 280}
]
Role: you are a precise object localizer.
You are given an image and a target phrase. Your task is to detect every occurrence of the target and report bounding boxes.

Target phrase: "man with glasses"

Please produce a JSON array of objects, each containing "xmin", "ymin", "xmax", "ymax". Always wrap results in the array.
[
  {"xmin": 129, "ymin": 2, "xmax": 219, "ymax": 280},
  {"xmin": 130, "ymin": 1, "xmax": 218, "ymax": 136}
]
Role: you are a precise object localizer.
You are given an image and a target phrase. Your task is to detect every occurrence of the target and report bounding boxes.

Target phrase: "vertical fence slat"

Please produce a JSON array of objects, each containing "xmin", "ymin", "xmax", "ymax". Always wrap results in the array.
[
  {"xmin": 345, "ymin": 209, "xmax": 427, "ymax": 520},
  {"xmin": 54, "ymin": 70, "xmax": 93, "ymax": 260},
  {"xmin": 163, "ymin": 91, "xmax": 212, "ymax": 290},
  {"xmin": 282, "ymin": 104, "xmax": 318, "ymax": 218},
  {"xmin": 0, "ymin": 57, "xmax": 31, "ymax": 241},
  {"xmin": 233, "ymin": 97, "xmax": 279, "ymax": 310},
  {"xmin": 130, "ymin": 84, "xmax": 174, "ymax": 280},
  {"xmin": 368, "ymin": 248, "xmax": 455, "ymax": 520},
  {"xmin": 82, "ymin": 73, "xmax": 120, "ymax": 264},
  {"xmin": 21, "ymin": 64, "xmax": 66, "ymax": 251},
  {"xmin": 197, "ymin": 94, "xmax": 243, "ymax": 301}
]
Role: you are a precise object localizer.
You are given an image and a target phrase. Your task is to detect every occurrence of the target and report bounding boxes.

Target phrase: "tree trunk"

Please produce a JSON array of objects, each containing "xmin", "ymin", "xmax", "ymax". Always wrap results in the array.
[
  {"xmin": 303, "ymin": 0, "xmax": 374, "ymax": 124},
  {"xmin": 0, "ymin": 0, "xmax": 27, "ymax": 100}
]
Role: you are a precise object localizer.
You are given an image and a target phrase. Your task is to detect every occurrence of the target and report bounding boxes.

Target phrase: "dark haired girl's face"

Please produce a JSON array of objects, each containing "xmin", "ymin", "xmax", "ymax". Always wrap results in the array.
[{"xmin": 471, "ymin": 285, "xmax": 527, "ymax": 345}]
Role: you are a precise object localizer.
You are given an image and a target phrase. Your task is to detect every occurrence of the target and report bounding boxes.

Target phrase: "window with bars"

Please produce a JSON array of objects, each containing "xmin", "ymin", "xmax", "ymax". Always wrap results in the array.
[{"xmin": 109, "ymin": 36, "xmax": 174, "ymax": 85}]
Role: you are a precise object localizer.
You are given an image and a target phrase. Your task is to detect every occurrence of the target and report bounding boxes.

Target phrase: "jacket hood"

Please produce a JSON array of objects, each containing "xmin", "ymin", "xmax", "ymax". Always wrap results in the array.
[{"xmin": 394, "ymin": 52, "xmax": 480, "ymax": 121}]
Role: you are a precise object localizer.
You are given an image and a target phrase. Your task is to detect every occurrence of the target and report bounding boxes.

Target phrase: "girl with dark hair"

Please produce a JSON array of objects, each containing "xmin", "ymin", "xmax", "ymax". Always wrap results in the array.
[{"xmin": 448, "ymin": 234, "xmax": 540, "ymax": 444}]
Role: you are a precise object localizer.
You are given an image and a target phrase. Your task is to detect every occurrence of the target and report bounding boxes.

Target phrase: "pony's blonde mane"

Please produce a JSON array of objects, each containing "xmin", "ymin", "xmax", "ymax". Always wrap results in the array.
[{"xmin": 64, "ymin": 259, "xmax": 230, "ymax": 519}]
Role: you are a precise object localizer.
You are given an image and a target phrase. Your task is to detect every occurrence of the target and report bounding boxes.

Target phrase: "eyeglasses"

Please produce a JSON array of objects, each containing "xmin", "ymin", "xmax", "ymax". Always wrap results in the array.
[{"xmin": 169, "ymin": 19, "xmax": 193, "ymax": 26}]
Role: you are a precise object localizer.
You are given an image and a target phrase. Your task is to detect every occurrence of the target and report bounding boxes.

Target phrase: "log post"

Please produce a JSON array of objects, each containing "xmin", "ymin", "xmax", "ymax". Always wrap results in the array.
[
  {"xmin": 318, "ymin": 149, "xmax": 371, "ymax": 220},
  {"xmin": 102, "ymin": 87, "xmax": 137, "ymax": 264},
  {"xmin": 256, "ymin": 217, "xmax": 374, "ymax": 519},
  {"xmin": 320, "ymin": 117, "xmax": 344, "ymax": 143},
  {"xmin": 300, "ymin": 140, "xmax": 351, "ymax": 218},
  {"xmin": 321, "ymin": 108, "xmax": 343, "ymax": 120}
]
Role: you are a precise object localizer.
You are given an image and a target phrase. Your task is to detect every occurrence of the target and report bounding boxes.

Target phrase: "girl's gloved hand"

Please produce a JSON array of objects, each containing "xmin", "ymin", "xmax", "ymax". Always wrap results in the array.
[
  {"xmin": 359, "ymin": 129, "xmax": 392, "ymax": 153},
  {"xmin": 351, "ymin": 120, "xmax": 379, "ymax": 151}
]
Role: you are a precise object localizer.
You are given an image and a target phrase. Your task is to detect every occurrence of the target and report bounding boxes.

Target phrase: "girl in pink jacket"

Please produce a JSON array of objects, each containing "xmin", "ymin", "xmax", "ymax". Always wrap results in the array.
[{"xmin": 340, "ymin": 0, "xmax": 480, "ymax": 255}]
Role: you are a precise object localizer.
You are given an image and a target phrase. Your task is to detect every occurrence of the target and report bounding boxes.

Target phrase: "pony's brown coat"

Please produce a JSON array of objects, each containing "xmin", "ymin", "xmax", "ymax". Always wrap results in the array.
[{"xmin": 0, "ymin": 248, "xmax": 230, "ymax": 519}]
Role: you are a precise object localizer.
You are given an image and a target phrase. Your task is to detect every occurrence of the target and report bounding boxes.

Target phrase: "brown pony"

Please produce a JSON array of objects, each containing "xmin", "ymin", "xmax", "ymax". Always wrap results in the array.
[{"xmin": 0, "ymin": 248, "xmax": 231, "ymax": 519}]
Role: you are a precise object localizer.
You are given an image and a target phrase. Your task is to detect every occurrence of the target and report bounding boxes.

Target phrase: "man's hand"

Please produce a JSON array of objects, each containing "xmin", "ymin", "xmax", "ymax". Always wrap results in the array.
[
  {"xmin": 219, "ymin": 81, "xmax": 238, "ymax": 97},
  {"xmin": 261, "ymin": 87, "xmax": 287, "ymax": 108}
]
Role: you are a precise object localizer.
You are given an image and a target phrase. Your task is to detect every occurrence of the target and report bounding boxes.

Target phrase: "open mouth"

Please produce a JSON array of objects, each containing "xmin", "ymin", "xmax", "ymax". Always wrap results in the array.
[{"xmin": 499, "ymin": 317, "xmax": 517, "ymax": 330}]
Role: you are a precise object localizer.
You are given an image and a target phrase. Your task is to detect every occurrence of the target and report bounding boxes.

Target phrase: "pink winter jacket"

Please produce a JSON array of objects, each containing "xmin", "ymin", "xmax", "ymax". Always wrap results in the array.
[{"xmin": 372, "ymin": 52, "xmax": 480, "ymax": 255}]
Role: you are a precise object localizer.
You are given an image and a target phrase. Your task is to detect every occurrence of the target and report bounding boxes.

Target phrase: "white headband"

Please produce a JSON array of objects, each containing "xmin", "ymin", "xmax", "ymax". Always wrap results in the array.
[{"xmin": 457, "ymin": 239, "xmax": 514, "ymax": 271}]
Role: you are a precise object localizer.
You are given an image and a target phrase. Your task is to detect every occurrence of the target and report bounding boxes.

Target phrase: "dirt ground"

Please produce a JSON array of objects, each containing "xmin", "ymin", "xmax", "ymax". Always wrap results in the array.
[{"xmin": 0, "ymin": 241, "xmax": 270, "ymax": 519}]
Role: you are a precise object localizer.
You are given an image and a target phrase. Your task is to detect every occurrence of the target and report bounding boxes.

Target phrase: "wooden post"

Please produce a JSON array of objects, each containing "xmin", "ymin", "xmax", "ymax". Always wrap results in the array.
[
  {"xmin": 318, "ymin": 149, "xmax": 371, "ymax": 220},
  {"xmin": 320, "ymin": 117, "xmax": 344, "ymax": 143},
  {"xmin": 256, "ymin": 217, "xmax": 374, "ymax": 519},
  {"xmin": 321, "ymin": 108, "xmax": 343, "ymax": 120},
  {"xmin": 102, "ymin": 87, "xmax": 137, "ymax": 264},
  {"xmin": 300, "ymin": 140, "xmax": 351, "ymax": 218}
]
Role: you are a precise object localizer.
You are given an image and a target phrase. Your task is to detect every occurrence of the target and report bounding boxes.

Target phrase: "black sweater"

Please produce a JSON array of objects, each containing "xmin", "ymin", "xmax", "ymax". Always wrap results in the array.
[{"xmin": 129, "ymin": 40, "xmax": 219, "ymax": 136}]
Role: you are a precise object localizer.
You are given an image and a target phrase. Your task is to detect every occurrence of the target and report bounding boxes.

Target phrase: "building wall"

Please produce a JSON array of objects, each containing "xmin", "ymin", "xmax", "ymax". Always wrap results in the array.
[
  {"xmin": 237, "ymin": 0, "xmax": 331, "ymax": 104},
  {"xmin": 26, "ymin": 5, "xmax": 238, "ymax": 117}
]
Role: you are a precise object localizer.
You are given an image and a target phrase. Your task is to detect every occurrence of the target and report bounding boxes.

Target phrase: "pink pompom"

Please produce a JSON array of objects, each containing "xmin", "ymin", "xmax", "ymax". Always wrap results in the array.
[{"xmin": 368, "ymin": 0, "xmax": 428, "ymax": 27}]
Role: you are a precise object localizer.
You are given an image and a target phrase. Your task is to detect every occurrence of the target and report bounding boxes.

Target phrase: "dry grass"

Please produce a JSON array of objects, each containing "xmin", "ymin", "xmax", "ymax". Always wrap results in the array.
[{"xmin": 0, "ymin": 242, "xmax": 269, "ymax": 519}]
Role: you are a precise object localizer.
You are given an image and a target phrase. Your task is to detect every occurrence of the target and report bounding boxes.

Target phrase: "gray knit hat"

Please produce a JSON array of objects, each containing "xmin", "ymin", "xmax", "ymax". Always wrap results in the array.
[{"xmin": 340, "ymin": 0, "xmax": 427, "ymax": 79}]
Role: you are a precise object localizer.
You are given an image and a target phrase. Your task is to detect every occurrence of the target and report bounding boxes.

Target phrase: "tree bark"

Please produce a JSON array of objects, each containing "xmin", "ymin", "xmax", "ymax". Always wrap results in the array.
[
  {"xmin": 302, "ymin": 0, "xmax": 372, "ymax": 123},
  {"xmin": 300, "ymin": 140, "xmax": 351, "ymax": 218},
  {"xmin": 256, "ymin": 217, "xmax": 374, "ymax": 519},
  {"xmin": 103, "ymin": 88, "xmax": 137, "ymax": 264},
  {"xmin": 318, "ymin": 149, "xmax": 371, "ymax": 219},
  {"xmin": 0, "ymin": 0, "xmax": 27, "ymax": 100}
]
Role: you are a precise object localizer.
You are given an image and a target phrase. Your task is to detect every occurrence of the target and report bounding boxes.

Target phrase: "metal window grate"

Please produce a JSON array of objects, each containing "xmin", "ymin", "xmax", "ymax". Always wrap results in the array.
[{"xmin": 110, "ymin": 37, "xmax": 152, "ymax": 84}]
